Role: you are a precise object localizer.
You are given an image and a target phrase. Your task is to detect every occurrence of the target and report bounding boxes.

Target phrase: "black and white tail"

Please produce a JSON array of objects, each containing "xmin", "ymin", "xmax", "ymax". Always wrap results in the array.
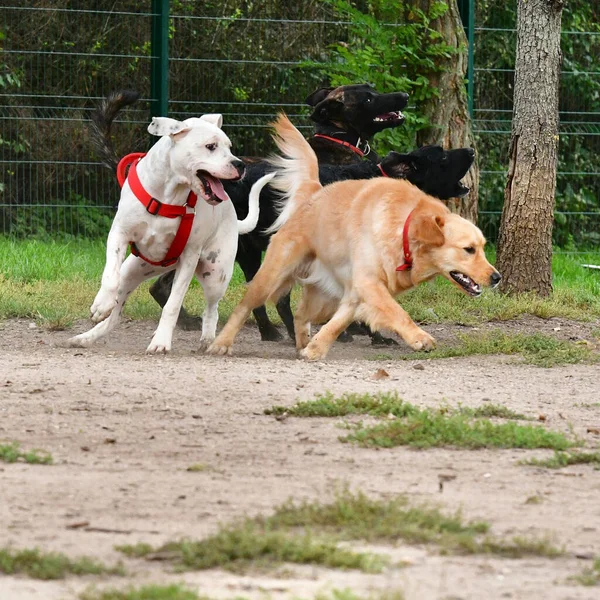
[{"xmin": 90, "ymin": 90, "xmax": 140, "ymax": 172}]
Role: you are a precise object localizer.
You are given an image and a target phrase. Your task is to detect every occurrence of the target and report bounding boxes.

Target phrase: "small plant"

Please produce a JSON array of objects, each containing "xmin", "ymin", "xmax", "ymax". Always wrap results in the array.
[
  {"xmin": 569, "ymin": 557, "xmax": 600, "ymax": 587},
  {"xmin": 521, "ymin": 450, "xmax": 600, "ymax": 469},
  {"xmin": 80, "ymin": 584, "xmax": 207, "ymax": 600},
  {"xmin": 0, "ymin": 442, "xmax": 53, "ymax": 465},
  {"xmin": 0, "ymin": 547, "xmax": 124, "ymax": 580}
]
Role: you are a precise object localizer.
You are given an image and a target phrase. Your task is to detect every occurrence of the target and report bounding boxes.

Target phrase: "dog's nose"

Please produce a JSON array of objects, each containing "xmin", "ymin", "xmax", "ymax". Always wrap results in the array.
[
  {"xmin": 232, "ymin": 159, "xmax": 245, "ymax": 179},
  {"xmin": 467, "ymin": 148, "xmax": 475, "ymax": 157},
  {"xmin": 490, "ymin": 271, "xmax": 501, "ymax": 287}
]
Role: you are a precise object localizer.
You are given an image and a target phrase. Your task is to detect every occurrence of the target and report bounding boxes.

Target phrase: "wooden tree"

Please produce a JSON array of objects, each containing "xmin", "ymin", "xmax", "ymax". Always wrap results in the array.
[
  {"xmin": 497, "ymin": 0, "xmax": 564, "ymax": 295},
  {"xmin": 415, "ymin": 0, "xmax": 479, "ymax": 222}
]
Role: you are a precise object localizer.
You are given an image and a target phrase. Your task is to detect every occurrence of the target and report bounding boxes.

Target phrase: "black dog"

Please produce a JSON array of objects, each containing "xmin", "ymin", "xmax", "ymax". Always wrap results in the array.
[
  {"xmin": 150, "ymin": 84, "xmax": 410, "ymax": 336},
  {"xmin": 151, "ymin": 144, "xmax": 476, "ymax": 342}
]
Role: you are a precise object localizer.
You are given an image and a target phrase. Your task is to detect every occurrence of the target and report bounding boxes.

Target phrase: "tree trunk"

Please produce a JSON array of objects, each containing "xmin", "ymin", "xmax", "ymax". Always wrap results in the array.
[
  {"xmin": 496, "ymin": 0, "xmax": 563, "ymax": 296},
  {"xmin": 415, "ymin": 0, "xmax": 478, "ymax": 223}
]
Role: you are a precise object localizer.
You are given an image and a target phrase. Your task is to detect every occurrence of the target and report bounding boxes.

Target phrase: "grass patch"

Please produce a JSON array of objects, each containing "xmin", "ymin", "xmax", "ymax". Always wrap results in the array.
[
  {"xmin": 117, "ymin": 490, "xmax": 561, "ymax": 566},
  {"xmin": 1, "ymin": 238, "xmax": 599, "ymax": 327},
  {"xmin": 521, "ymin": 450, "xmax": 600, "ymax": 469},
  {"xmin": 117, "ymin": 521, "xmax": 385, "ymax": 574},
  {"xmin": 267, "ymin": 392, "xmax": 530, "ymax": 422},
  {"xmin": 401, "ymin": 330, "xmax": 598, "ymax": 368},
  {"xmin": 0, "ymin": 547, "xmax": 124, "ymax": 580},
  {"xmin": 0, "ymin": 442, "xmax": 53, "ymax": 465},
  {"xmin": 266, "ymin": 392, "xmax": 570, "ymax": 450},
  {"xmin": 80, "ymin": 584, "xmax": 208, "ymax": 600},
  {"xmin": 570, "ymin": 557, "xmax": 600, "ymax": 586}
]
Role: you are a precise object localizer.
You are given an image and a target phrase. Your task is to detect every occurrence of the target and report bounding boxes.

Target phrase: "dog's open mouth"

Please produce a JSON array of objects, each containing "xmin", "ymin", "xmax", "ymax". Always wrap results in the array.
[
  {"xmin": 197, "ymin": 170, "xmax": 229, "ymax": 206},
  {"xmin": 374, "ymin": 110, "xmax": 404, "ymax": 124},
  {"xmin": 450, "ymin": 271, "xmax": 482, "ymax": 297},
  {"xmin": 456, "ymin": 182, "xmax": 470, "ymax": 197}
]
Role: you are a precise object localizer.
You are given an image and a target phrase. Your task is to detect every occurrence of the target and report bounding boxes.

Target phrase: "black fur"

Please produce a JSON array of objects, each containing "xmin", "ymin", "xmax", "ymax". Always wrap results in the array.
[{"xmin": 89, "ymin": 90, "xmax": 140, "ymax": 171}]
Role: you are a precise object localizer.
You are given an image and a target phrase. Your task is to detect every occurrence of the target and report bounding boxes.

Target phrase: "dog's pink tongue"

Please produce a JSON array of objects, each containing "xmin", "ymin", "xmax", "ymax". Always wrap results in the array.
[{"xmin": 205, "ymin": 175, "xmax": 228, "ymax": 201}]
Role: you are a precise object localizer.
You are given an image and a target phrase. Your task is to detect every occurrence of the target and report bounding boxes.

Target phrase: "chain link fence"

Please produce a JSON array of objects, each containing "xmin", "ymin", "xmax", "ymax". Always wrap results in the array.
[{"xmin": 0, "ymin": 1, "xmax": 598, "ymax": 256}]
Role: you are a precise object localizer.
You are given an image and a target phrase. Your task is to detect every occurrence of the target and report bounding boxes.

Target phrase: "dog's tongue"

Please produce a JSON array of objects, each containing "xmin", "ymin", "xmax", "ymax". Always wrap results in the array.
[{"xmin": 205, "ymin": 174, "xmax": 228, "ymax": 201}]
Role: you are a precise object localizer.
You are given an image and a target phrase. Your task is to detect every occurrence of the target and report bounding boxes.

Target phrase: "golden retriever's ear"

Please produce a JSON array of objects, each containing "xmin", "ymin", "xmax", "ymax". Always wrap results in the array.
[{"xmin": 412, "ymin": 214, "xmax": 445, "ymax": 247}]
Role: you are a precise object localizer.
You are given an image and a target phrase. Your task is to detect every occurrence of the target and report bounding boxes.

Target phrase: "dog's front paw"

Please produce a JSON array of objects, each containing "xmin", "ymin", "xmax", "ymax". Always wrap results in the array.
[
  {"xmin": 197, "ymin": 337, "xmax": 215, "ymax": 352},
  {"xmin": 299, "ymin": 342, "xmax": 327, "ymax": 361},
  {"xmin": 66, "ymin": 334, "xmax": 93, "ymax": 348},
  {"xmin": 407, "ymin": 329, "xmax": 436, "ymax": 352},
  {"xmin": 146, "ymin": 332, "xmax": 172, "ymax": 354},
  {"xmin": 206, "ymin": 339, "xmax": 232, "ymax": 356},
  {"xmin": 90, "ymin": 288, "xmax": 117, "ymax": 323}
]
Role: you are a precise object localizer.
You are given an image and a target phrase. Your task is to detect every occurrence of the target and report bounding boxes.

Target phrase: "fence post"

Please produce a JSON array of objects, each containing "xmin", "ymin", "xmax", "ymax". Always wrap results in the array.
[
  {"xmin": 151, "ymin": 0, "xmax": 169, "ymax": 118},
  {"xmin": 457, "ymin": 0, "xmax": 475, "ymax": 119}
]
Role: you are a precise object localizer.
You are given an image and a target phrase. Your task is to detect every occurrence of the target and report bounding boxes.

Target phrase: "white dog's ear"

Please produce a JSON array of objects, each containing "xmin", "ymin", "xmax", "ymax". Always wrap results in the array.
[
  {"xmin": 148, "ymin": 117, "xmax": 191, "ymax": 137},
  {"xmin": 200, "ymin": 113, "xmax": 223, "ymax": 128}
]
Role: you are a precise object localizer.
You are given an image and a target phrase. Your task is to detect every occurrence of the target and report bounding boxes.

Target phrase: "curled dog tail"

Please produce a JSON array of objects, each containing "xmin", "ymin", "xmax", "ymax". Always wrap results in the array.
[
  {"xmin": 264, "ymin": 113, "xmax": 322, "ymax": 234},
  {"xmin": 237, "ymin": 172, "xmax": 275, "ymax": 234},
  {"xmin": 90, "ymin": 90, "xmax": 140, "ymax": 172}
]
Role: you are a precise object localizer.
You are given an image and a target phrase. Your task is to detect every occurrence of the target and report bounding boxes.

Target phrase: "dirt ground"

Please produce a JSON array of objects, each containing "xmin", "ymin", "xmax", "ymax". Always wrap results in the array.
[{"xmin": 1, "ymin": 317, "xmax": 599, "ymax": 600}]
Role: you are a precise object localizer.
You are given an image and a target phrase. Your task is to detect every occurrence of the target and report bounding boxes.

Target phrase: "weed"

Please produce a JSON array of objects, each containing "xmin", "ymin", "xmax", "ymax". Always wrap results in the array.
[
  {"xmin": 521, "ymin": 450, "xmax": 600, "ymax": 469},
  {"xmin": 569, "ymin": 557, "xmax": 600, "ymax": 586},
  {"xmin": 458, "ymin": 404, "xmax": 530, "ymax": 420},
  {"xmin": 525, "ymin": 495, "xmax": 544, "ymax": 505},
  {"xmin": 0, "ymin": 547, "xmax": 124, "ymax": 580},
  {"xmin": 186, "ymin": 464, "xmax": 209, "ymax": 472},
  {"xmin": 80, "ymin": 584, "xmax": 206, "ymax": 600},
  {"xmin": 0, "ymin": 442, "xmax": 53, "ymax": 465},
  {"xmin": 401, "ymin": 331, "xmax": 597, "ymax": 367}
]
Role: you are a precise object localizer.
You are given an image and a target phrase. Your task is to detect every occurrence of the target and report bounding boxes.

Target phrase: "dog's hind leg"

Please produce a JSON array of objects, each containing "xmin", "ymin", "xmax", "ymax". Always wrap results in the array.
[
  {"xmin": 68, "ymin": 256, "xmax": 164, "ymax": 348},
  {"xmin": 275, "ymin": 292, "xmax": 296, "ymax": 340},
  {"xmin": 207, "ymin": 234, "xmax": 309, "ymax": 356},
  {"xmin": 150, "ymin": 270, "xmax": 203, "ymax": 331}
]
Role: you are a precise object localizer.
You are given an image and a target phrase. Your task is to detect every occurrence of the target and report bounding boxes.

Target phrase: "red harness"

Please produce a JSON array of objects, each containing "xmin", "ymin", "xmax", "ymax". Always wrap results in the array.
[
  {"xmin": 395, "ymin": 210, "xmax": 414, "ymax": 272},
  {"xmin": 116, "ymin": 153, "xmax": 198, "ymax": 268},
  {"xmin": 312, "ymin": 133, "xmax": 369, "ymax": 158}
]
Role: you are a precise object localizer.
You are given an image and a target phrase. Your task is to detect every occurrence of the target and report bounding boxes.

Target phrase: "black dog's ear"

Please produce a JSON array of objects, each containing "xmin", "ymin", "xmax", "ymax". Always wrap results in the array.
[
  {"xmin": 305, "ymin": 87, "xmax": 335, "ymax": 106},
  {"xmin": 380, "ymin": 151, "xmax": 415, "ymax": 178},
  {"xmin": 309, "ymin": 97, "xmax": 345, "ymax": 124}
]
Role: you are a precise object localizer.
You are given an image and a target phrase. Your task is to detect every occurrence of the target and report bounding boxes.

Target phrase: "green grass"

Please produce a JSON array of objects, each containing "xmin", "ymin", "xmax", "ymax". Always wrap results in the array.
[
  {"xmin": 266, "ymin": 392, "xmax": 530, "ymax": 421},
  {"xmin": 0, "ymin": 547, "xmax": 124, "ymax": 580},
  {"xmin": 266, "ymin": 392, "xmax": 570, "ymax": 450},
  {"xmin": 80, "ymin": 585, "xmax": 218, "ymax": 600},
  {"xmin": 521, "ymin": 450, "xmax": 600, "ymax": 469},
  {"xmin": 401, "ymin": 330, "xmax": 598, "ymax": 367},
  {"xmin": 117, "ymin": 490, "xmax": 561, "ymax": 565},
  {"xmin": 570, "ymin": 557, "xmax": 600, "ymax": 586},
  {"xmin": 0, "ymin": 442, "xmax": 53, "ymax": 465},
  {"xmin": 117, "ymin": 522, "xmax": 385, "ymax": 574},
  {"xmin": 1, "ymin": 237, "xmax": 599, "ymax": 327}
]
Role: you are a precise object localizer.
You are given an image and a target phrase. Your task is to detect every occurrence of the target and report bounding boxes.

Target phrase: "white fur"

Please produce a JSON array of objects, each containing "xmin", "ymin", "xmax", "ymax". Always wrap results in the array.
[{"xmin": 68, "ymin": 115, "xmax": 271, "ymax": 354}]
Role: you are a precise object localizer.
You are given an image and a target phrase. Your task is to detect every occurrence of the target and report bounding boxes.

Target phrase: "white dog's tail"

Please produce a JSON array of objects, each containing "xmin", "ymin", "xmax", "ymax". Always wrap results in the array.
[
  {"xmin": 264, "ymin": 113, "xmax": 322, "ymax": 234},
  {"xmin": 237, "ymin": 172, "xmax": 274, "ymax": 234}
]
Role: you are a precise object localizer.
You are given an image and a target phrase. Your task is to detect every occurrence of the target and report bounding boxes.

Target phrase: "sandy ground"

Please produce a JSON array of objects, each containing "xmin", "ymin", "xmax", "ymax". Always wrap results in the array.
[{"xmin": 1, "ymin": 317, "xmax": 599, "ymax": 600}]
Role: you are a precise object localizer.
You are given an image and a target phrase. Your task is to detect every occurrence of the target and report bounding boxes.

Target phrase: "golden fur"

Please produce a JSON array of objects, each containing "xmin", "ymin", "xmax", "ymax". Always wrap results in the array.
[{"xmin": 208, "ymin": 114, "xmax": 500, "ymax": 360}]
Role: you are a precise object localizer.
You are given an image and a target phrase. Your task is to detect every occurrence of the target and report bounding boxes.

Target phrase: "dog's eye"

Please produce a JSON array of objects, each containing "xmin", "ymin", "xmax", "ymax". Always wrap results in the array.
[
  {"xmin": 206, "ymin": 143, "xmax": 217, "ymax": 151},
  {"xmin": 464, "ymin": 246, "xmax": 475, "ymax": 254}
]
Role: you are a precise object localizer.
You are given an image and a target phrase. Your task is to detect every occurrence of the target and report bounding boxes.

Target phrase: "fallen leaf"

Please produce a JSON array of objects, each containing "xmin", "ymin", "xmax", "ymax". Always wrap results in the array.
[
  {"xmin": 586, "ymin": 427, "xmax": 600, "ymax": 435},
  {"xmin": 372, "ymin": 368, "xmax": 389, "ymax": 380},
  {"xmin": 66, "ymin": 521, "xmax": 90, "ymax": 530},
  {"xmin": 538, "ymin": 414, "xmax": 547, "ymax": 421}
]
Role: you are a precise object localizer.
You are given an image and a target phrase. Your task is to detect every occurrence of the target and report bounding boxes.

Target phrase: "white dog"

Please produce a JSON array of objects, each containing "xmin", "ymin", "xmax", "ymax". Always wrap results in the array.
[{"xmin": 68, "ymin": 114, "xmax": 274, "ymax": 353}]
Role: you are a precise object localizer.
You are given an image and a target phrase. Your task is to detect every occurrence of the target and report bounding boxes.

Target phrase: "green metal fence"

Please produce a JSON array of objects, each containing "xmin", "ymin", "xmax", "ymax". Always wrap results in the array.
[{"xmin": 0, "ymin": 1, "xmax": 599, "ymax": 255}]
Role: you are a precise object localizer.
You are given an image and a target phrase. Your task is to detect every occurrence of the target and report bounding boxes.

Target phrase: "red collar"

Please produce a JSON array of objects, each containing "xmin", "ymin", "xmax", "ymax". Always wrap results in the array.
[
  {"xmin": 116, "ymin": 153, "xmax": 198, "ymax": 267},
  {"xmin": 395, "ymin": 210, "xmax": 414, "ymax": 272},
  {"xmin": 378, "ymin": 163, "xmax": 388, "ymax": 177},
  {"xmin": 313, "ymin": 133, "xmax": 370, "ymax": 158}
]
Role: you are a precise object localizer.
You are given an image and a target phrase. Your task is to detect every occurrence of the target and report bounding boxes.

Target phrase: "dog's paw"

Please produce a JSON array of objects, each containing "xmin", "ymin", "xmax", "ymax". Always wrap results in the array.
[
  {"xmin": 90, "ymin": 289, "xmax": 117, "ymax": 323},
  {"xmin": 408, "ymin": 330, "xmax": 436, "ymax": 352},
  {"xmin": 370, "ymin": 332, "xmax": 399, "ymax": 347},
  {"xmin": 146, "ymin": 332, "xmax": 172, "ymax": 354},
  {"xmin": 260, "ymin": 326, "xmax": 283, "ymax": 342},
  {"xmin": 206, "ymin": 340, "xmax": 232, "ymax": 356},
  {"xmin": 197, "ymin": 337, "xmax": 215, "ymax": 352},
  {"xmin": 66, "ymin": 334, "xmax": 92, "ymax": 348},
  {"xmin": 299, "ymin": 343, "xmax": 327, "ymax": 361}
]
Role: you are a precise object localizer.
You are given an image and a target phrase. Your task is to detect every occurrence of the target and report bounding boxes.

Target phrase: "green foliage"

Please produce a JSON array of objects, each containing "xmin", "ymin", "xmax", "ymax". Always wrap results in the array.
[
  {"xmin": 0, "ymin": 442, "xmax": 53, "ymax": 465},
  {"xmin": 303, "ymin": 0, "xmax": 459, "ymax": 151},
  {"xmin": 570, "ymin": 557, "xmax": 600, "ymax": 587},
  {"xmin": 522, "ymin": 450, "xmax": 600, "ymax": 469},
  {"xmin": 80, "ymin": 585, "xmax": 203, "ymax": 600},
  {"xmin": 0, "ymin": 547, "xmax": 124, "ymax": 580}
]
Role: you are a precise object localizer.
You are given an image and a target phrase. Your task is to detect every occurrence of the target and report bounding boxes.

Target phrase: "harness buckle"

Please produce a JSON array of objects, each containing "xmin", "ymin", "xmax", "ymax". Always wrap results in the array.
[
  {"xmin": 146, "ymin": 198, "xmax": 162, "ymax": 215},
  {"xmin": 184, "ymin": 202, "xmax": 196, "ymax": 216}
]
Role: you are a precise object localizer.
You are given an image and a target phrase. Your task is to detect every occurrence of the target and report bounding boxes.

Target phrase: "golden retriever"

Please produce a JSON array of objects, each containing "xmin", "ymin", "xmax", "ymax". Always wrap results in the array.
[{"xmin": 208, "ymin": 114, "xmax": 501, "ymax": 360}]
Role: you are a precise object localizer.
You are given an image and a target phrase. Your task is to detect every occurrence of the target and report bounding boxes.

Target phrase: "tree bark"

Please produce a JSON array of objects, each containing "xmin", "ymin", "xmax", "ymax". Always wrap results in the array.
[
  {"xmin": 415, "ymin": 0, "xmax": 478, "ymax": 223},
  {"xmin": 496, "ymin": 0, "xmax": 563, "ymax": 296}
]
